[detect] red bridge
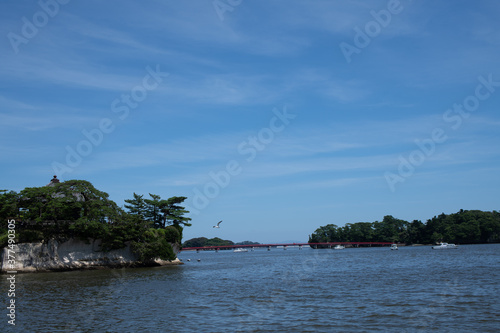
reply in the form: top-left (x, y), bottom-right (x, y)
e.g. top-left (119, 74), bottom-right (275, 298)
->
top-left (181, 242), bottom-right (394, 252)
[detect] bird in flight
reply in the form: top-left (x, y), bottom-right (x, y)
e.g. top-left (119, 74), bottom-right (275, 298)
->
top-left (213, 220), bottom-right (222, 228)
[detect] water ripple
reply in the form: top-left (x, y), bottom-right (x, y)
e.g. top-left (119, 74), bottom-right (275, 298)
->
top-left (2, 244), bottom-right (499, 332)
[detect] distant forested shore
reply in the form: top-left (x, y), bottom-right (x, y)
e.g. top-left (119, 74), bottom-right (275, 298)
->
top-left (309, 210), bottom-right (500, 245)
top-left (183, 237), bottom-right (259, 248)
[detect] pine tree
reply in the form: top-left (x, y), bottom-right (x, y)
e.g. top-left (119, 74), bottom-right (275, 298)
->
top-left (124, 193), bottom-right (147, 219)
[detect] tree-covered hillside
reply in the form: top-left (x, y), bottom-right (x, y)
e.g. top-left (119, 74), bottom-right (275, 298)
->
top-left (0, 177), bottom-right (192, 261)
top-left (309, 210), bottom-right (500, 245)
top-left (183, 237), bottom-right (234, 248)
top-left (182, 237), bottom-right (260, 248)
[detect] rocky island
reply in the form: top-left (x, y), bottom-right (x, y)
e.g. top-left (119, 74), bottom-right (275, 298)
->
top-left (1, 176), bottom-right (190, 273)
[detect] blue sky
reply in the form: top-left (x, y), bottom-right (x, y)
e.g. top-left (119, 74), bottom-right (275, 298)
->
top-left (1, 0), bottom-right (499, 243)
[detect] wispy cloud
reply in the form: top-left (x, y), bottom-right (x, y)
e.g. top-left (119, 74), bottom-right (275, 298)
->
top-left (0, 96), bottom-right (38, 111)
top-left (0, 112), bottom-right (97, 132)
top-left (2, 54), bottom-right (145, 91)
top-left (159, 73), bottom-right (278, 105)
top-left (56, 112), bottom-right (500, 178)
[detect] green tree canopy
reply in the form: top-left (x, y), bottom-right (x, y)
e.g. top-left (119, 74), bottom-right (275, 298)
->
top-left (0, 190), bottom-right (19, 220)
top-left (125, 193), bottom-right (191, 229)
top-left (182, 237), bottom-right (234, 247)
top-left (309, 210), bottom-right (500, 245)
top-left (18, 180), bottom-right (121, 223)
top-left (158, 196), bottom-right (192, 228)
top-left (144, 193), bottom-right (162, 226)
top-left (124, 193), bottom-right (147, 219)
top-left (0, 179), bottom-right (192, 262)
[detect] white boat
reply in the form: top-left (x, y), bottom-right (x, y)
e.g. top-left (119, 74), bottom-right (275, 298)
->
top-left (390, 244), bottom-right (398, 250)
top-left (333, 245), bottom-right (345, 250)
top-left (432, 242), bottom-right (458, 250)
top-left (233, 248), bottom-right (248, 253)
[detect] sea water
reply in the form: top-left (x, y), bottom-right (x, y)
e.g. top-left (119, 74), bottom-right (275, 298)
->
top-left (2, 244), bottom-right (499, 332)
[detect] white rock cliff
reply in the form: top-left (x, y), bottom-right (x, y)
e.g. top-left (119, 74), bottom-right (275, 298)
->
top-left (1, 238), bottom-right (181, 273)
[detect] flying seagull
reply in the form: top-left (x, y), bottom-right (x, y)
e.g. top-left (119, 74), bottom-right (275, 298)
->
top-left (213, 220), bottom-right (222, 228)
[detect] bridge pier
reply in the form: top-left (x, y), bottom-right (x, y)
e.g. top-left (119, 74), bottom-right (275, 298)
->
top-left (267, 246), bottom-right (271, 251)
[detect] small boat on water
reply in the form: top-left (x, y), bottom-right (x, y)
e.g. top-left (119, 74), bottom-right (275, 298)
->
top-left (390, 244), bottom-right (398, 250)
top-left (333, 245), bottom-right (345, 250)
top-left (233, 248), bottom-right (248, 253)
top-left (432, 242), bottom-right (458, 250)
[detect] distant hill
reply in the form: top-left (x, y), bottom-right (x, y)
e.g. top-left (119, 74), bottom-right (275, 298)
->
top-left (182, 237), bottom-right (232, 248)
top-left (277, 240), bottom-right (307, 244)
top-left (235, 240), bottom-right (260, 245)
top-left (183, 237), bottom-right (260, 247)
